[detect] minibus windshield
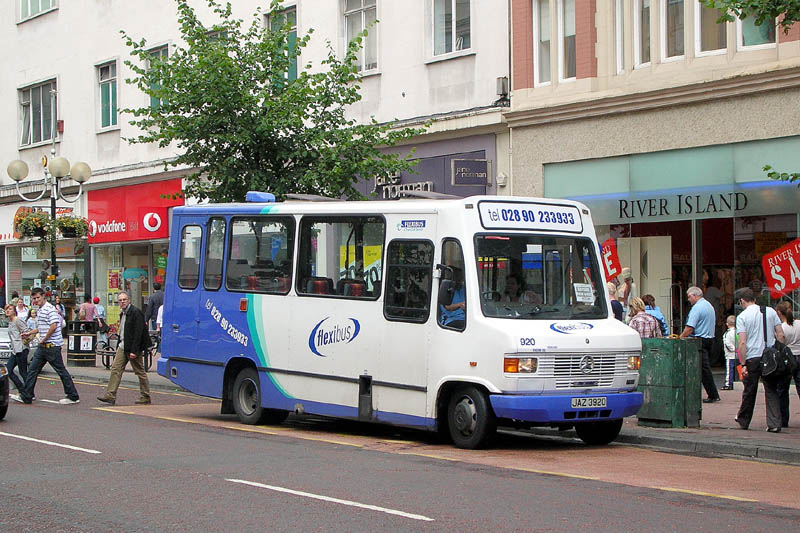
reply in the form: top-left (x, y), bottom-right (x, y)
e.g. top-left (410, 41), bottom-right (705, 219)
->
top-left (475, 234), bottom-right (607, 320)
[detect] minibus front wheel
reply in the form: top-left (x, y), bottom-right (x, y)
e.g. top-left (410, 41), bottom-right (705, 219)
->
top-left (447, 385), bottom-right (496, 449)
top-left (574, 419), bottom-right (623, 445)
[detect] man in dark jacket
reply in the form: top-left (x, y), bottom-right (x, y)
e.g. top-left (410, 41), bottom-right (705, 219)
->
top-left (144, 282), bottom-right (164, 330)
top-left (97, 291), bottom-right (152, 406)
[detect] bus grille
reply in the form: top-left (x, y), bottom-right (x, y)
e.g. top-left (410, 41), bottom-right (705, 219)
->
top-left (537, 353), bottom-right (628, 389)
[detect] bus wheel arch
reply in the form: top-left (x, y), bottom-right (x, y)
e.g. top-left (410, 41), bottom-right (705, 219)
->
top-left (437, 382), bottom-right (496, 449)
top-left (222, 358), bottom-right (255, 415)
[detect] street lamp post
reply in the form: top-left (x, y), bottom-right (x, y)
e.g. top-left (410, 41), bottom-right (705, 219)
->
top-left (6, 151), bottom-right (91, 286)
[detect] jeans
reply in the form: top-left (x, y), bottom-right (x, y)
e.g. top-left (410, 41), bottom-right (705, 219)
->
top-left (777, 354), bottom-right (800, 427)
top-left (737, 357), bottom-right (782, 429)
top-left (5, 348), bottom-right (29, 391)
top-left (20, 344), bottom-right (79, 403)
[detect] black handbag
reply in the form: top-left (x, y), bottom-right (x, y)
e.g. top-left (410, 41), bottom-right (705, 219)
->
top-left (760, 306), bottom-right (798, 378)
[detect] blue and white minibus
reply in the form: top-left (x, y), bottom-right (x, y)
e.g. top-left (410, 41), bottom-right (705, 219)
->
top-left (159, 194), bottom-right (643, 448)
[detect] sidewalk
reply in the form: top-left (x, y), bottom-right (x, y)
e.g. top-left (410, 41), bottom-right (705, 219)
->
top-left (45, 359), bottom-right (800, 464)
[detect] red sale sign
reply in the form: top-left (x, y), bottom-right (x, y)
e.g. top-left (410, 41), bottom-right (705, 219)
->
top-left (601, 238), bottom-right (622, 281)
top-left (763, 238), bottom-right (800, 298)
top-left (87, 179), bottom-right (184, 243)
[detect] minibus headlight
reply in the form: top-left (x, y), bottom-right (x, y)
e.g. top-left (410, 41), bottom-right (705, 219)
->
top-left (627, 355), bottom-right (641, 371)
top-left (505, 357), bottom-right (537, 373)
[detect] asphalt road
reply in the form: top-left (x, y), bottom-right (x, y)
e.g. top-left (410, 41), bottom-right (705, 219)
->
top-left (1, 378), bottom-right (799, 532)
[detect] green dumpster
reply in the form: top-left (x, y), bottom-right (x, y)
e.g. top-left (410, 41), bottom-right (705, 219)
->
top-left (636, 338), bottom-right (701, 428)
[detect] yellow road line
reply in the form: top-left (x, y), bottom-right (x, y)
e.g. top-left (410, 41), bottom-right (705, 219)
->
top-left (93, 407), bottom-right (137, 414)
top-left (652, 486), bottom-right (758, 502)
top-left (515, 467), bottom-right (600, 480)
top-left (399, 451), bottom-right (459, 462)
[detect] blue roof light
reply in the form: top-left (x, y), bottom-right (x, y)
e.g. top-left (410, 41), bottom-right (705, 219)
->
top-left (245, 191), bottom-right (276, 203)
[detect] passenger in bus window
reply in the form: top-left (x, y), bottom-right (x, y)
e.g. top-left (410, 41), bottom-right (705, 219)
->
top-left (502, 274), bottom-right (542, 305)
top-left (440, 267), bottom-right (466, 329)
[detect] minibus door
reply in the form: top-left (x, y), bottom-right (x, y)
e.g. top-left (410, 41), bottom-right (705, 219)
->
top-left (170, 222), bottom-right (203, 357)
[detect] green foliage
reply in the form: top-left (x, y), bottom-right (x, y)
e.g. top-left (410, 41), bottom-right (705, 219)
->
top-left (764, 165), bottom-right (800, 186)
top-left (121, 0), bottom-right (426, 203)
top-left (700, 1), bottom-right (800, 32)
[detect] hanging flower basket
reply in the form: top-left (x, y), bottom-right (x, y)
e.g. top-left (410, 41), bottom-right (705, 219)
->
top-left (55, 215), bottom-right (90, 239)
top-left (14, 211), bottom-right (52, 240)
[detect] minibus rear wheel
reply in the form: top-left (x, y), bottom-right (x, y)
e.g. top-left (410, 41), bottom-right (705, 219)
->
top-left (447, 385), bottom-right (496, 449)
top-left (575, 419), bottom-right (623, 445)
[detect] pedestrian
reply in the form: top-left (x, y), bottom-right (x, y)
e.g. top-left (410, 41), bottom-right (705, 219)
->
top-left (54, 295), bottom-right (66, 320)
top-left (15, 297), bottom-right (29, 323)
top-left (144, 282), bottom-right (164, 331)
top-left (607, 282), bottom-right (623, 322)
top-left (721, 315), bottom-right (737, 390)
top-left (679, 286), bottom-right (720, 403)
top-left (94, 296), bottom-right (108, 346)
top-left (627, 297), bottom-right (662, 338)
top-left (775, 301), bottom-right (800, 428)
top-left (733, 288), bottom-right (786, 432)
top-left (11, 287), bottom-right (80, 405)
top-left (4, 304), bottom-right (30, 393)
top-left (78, 294), bottom-right (97, 322)
top-left (26, 308), bottom-right (39, 352)
top-left (642, 294), bottom-right (669, 336)
top-left (615, 267), bottom-right (637, 314)
top-left (97, 291), bottom-right (152, 406)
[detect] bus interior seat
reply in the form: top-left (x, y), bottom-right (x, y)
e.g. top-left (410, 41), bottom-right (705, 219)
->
top-left (179, 259), bottom-right (199, 286)
top-left (305, 277), bottom-right (334, 294)
top-left (340, 279), bottom-right (367, 297)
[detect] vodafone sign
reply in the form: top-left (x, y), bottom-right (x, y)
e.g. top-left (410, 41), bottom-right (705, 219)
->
top-left (87, 179), bottom-right (184, 243)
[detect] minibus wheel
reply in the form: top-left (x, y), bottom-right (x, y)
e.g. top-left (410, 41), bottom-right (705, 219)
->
top-left (233, 368), bottom-right (265, 425)
top-left (575, 419), bottom-right (623, 445)
top-left (447, 385), bottom-right (496, 449)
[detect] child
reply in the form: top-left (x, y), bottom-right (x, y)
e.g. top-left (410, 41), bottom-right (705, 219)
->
top-left (721, 315), bottom-right (737, 390)
top-left (26, 308), bottom-right (39, 355)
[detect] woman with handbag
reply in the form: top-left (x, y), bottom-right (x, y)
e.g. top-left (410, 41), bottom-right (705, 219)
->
top-left (776, 302), bottom-right (800, 428)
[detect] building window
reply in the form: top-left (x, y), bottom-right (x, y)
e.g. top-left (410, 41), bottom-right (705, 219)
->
top-left (20, 0), bottom-right (55, 20)
top-left (661, 0), bottom-right (684, 60)
top-left (558, 0), bottom-right (576, 80)
top-left (615, 0), bottom-right (625, 73)
top-left (345, 0), bottom-right (377, 71)
top-left (433, 0), bottom-right (471, 55)
top-left (148, 46), bottom-right (169, 111)
top-left (695, 1), bottom-right (726, 54)
top-left (533, 0), bottom-right (551, 85)
top-left (269, 7), bottom-right (298, 81)
top-left (739, 15), bottom-right (776, 48)
top-left (98, 62), bottom-right (117, 129)
top-left (634, 0), bottom-right (651, 66)
top-left (19, 80), bottom-right (56, 146)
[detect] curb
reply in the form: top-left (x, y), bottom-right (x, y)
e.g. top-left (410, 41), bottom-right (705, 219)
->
top-left (39, 369), bottom-right (185, 394)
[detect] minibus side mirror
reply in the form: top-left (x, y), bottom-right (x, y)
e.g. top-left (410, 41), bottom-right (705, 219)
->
top-left (438, 279), bottom-right (455, 307)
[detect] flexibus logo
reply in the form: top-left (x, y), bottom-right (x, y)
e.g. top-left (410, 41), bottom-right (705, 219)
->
top-left (550, 322), bottom-right (594, 334)
top-left (308, 317), bottom-right (361, 357)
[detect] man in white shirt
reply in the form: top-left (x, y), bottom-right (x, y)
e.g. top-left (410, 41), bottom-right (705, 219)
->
top-left (734, 287), bottom-right (786, 432)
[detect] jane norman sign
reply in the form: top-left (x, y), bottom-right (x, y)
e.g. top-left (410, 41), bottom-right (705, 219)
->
top-left (372, 174), bottom-right (434, 199)
top-left (451, 159), bottom-right (491, 186)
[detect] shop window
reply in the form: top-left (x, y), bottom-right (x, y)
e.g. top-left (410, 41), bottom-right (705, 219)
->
top-left (384, 240), bottom-right (435, 322)
top-left (204, 218), bottom-right (225, 290)
top-left (296, 216), bottom-right (384, 299)
top-left (226, 217), bottom-right (295, 294)
top-left (178, 225), bottom-right (202, 289)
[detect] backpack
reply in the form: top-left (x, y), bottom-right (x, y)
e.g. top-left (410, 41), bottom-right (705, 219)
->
top-left (760, 306), bottom-right (799, 378)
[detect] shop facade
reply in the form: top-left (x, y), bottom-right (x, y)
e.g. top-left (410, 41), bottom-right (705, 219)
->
top-left (87, 179), bottom-right (184, 325)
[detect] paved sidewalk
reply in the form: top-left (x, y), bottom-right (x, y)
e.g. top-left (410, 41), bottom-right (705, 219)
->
top-left (45, 358), bottom-right (800, 464)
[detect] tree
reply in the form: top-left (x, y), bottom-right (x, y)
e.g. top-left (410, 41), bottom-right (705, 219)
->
top-left (702, 1), bottom-right (800, 186)
top-left (122, 0), bottom-right (426, 202)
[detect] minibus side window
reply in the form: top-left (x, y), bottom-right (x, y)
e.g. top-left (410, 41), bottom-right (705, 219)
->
top-left (297, 215), bottom-right (385, 299)
top-left (438, 239), bottom-right (466, 331)
top-left (203, 218), bottom-right (226, 290)
top-left (384, 240), bottom-right (434, 323)
top-left (225, 216), bottom-right (295, 294)
top-left (178, 225), bottom-right (202, 289)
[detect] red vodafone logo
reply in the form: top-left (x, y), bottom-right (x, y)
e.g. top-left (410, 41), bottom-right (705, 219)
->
top-left (143, 212), bottom-right (162, 232)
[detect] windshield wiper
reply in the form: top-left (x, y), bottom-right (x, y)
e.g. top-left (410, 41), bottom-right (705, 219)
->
top-left (523, 306), bottom-right (561, 316)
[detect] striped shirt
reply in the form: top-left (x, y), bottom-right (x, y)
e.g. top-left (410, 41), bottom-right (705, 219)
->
top-left (37, 301), bottom-right (64, 346)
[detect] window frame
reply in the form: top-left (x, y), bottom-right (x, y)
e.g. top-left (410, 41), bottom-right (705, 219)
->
top-left (383, 239), bottom-right (436, 324)
top-left (148, 45), bottom-right (169, 111)
top-left (19, 0), bottom-right (57, 22)
top-left (225, 215), bottom-right (296, 295)
top-left (736, 14), bottom-right (777, 51)
top-left (344, 0), bottom-right (378, 73)
top-left (97, 60), bottom-right (118, 130)
top-left (693, 0), bottom-right (727, 57)
top-left (437, 237), bottom-right (467, 332)
top-left (18, 79), bottom-right (57, 147)
top-left (178, 225), bottom-right (202, 290)
top-left (203, 217), bottom-right (226, 291)
top-left (267, 6), bottom-right (298, 82)
top-left (634, 0), bottom-right (651, 68)
top-left (615, 0), bottom-right (625, 74)
top-left (660, 0), bottom-right (685, 63)
top-left (532, 0), bottom-right (552, 87)
top-left (432, 0), bottom-right (472, 57)
top-left (296, 214), bottom-right (385, 300)
top-left (557, 0), bottom-right (576, 82)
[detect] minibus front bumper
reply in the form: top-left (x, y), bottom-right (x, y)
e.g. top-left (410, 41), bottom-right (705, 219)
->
top-left (489, 391), bottom-right (643, 423)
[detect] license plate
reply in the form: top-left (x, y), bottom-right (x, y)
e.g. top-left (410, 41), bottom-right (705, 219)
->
top-left (571, 396), bottom-right (606, 408)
